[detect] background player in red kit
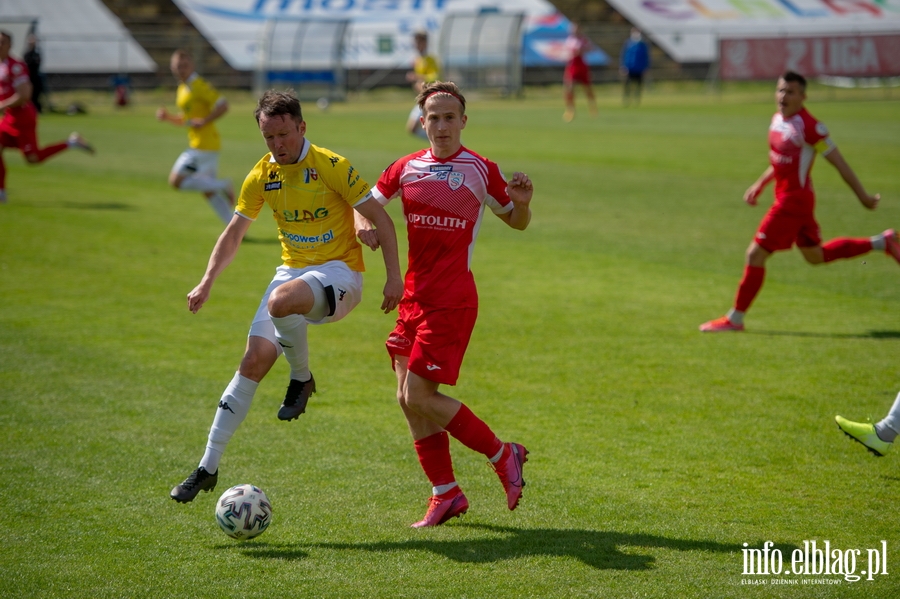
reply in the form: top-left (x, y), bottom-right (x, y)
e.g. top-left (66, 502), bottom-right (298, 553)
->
top-left (700, 71), bottom-right (898, 332)
top-left (562, 22), bottom-right (597, 123)
top-left (0, 30), bottom-right (93, 204)
top-left (365, 81), bottom-right (534, 527)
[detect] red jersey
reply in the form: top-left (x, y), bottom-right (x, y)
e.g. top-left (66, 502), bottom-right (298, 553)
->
top-left (373, 146), bottom-right (513, 308)
top-left (0, 55), bottom-right (36, 125)
top-left (767, 107), bottom-right (835, 215)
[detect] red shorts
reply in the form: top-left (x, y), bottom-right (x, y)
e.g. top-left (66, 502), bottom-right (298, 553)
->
top-left (0, 112), bottom-right (39, 156)
top-left (385, 299), bottom-right (477, 386)
top-left (755, 208), bottom-right (821, 253)
top-left (564, 58), bottom-right (591, 85)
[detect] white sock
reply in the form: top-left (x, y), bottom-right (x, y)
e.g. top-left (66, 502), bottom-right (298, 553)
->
top-left (208, 192), bottom-right (233, 224)
top-left (199, 372), bottom-right (257, 473)
top-left (179, 175), bottom-right (230, 193)
top-left (433, 482), bottom-right (459, 496)
top-left (875, 391), bottom-right (900, 442)
top-left (870, 233), bottom-right (886, 251)
top-left (726, 308), bottom-right (745, 325)
top-left (270, 313), bottom-right (311, 381)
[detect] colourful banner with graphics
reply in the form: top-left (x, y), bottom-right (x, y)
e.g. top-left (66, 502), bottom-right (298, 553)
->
top-left (720, 33), bottom-right (900, 78)
top-left (172, 0), bottom-right (606, 70)
top-left (606, 0), bottom-right (900, 62)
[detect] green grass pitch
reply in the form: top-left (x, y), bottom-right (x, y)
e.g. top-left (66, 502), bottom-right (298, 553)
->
top-left (0, 82), bottom-right (898, 598)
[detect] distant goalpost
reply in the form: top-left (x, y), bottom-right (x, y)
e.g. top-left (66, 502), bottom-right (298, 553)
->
top-left (437, 12), bottom-right (525, 96)
top-left (254, 18), bottom-right (349, 101)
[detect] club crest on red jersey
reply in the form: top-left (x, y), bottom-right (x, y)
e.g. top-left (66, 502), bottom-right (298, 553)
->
top-left (447, 172), bottom-right (465, 190)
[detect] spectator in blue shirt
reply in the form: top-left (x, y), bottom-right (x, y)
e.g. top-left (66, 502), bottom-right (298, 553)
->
top-left (620, 28), bottom-right (650, 106)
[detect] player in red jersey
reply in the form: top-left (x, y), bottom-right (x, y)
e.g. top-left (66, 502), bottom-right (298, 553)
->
top-left (562, 22), bottom-right (597, 123)
top-left (363, 81), bottom-right (533, 527)
top-left (0, 31), bottom-right (93, 204)
top-left (700, 71), bottom-right (898, 332)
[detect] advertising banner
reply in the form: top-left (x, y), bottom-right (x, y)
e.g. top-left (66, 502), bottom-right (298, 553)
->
top-left (605, 0), bottom-right (900, 62)
top-left (720, 33), bottom-right (900, 78)
top-left (173, 0), bottom-right (607, 70)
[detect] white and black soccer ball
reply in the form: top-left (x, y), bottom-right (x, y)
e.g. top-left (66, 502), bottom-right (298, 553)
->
top-left (215, 484), bottom-right (272, 540)
top-left (316, 97), bottom-right (330, 111)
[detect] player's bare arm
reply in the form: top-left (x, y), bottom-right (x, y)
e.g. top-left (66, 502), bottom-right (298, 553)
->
top-left (824, 148), bottom-right (880, 210)
top-left (155, 106), bottom-right (185, 126)
top-left (0, 79), bottom-right (31, 111)
top-left (354, 198), bottom-right (404, 313)
top-left (187, 99), bottom-right (229, 129)
top-left (354, 209), bottom-right (380, 251)
top-left (743, 166), bottom-right (775, 206)
top-left (499, 172), bottom-right (533, 230)
top-left (187, 215), bottom-right (250, 314)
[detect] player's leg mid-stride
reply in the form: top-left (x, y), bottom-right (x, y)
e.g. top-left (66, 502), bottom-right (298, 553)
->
top-left (277, 373), bottom-right (316, 421)
top-left (835, 416), bottom-right (892, 457)
top-left (170, 466), bottom-right (218, 503)
top-left (492, 442), bottom-right (529, 511)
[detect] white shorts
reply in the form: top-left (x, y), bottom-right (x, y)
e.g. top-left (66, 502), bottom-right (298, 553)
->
top-left (248, 261), bottom-right (363, 345)
top-left (408, 104), bottom-right (422, 123)
top-left (171, 148), bottom-right (219, 178)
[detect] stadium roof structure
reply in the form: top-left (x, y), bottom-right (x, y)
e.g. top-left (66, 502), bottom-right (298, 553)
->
top-left (0, 0), bottom-right (156, 73)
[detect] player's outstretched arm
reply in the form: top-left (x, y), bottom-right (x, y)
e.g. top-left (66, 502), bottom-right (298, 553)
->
top-left (354, 199), bottom-right (403, 313)
top-left (743, 166), bottom-right (774, 206)
top-left (155, 106), bottom-right (184, 126)
top-left (499, 172), bottom-right (533, 230)
top-left (187, 214), bottom-right (250, 314)
top-left (824, 148), bottom-right (880, 210)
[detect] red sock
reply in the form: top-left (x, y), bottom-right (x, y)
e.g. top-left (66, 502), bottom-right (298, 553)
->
top-left (413, 432), bottom-right (456, 489)
top-left (444, 404), bottom-right (503, 459)
top-left (734, 265), bottom-right (765, 313)
top-left (35, 142), bottom-right (68, 163)
top-left (822, 238), bottom-right (872, 262)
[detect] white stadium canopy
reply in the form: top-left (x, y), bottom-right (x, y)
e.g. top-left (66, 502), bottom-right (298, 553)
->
top-left (0, 0), bottom-right (156, 73)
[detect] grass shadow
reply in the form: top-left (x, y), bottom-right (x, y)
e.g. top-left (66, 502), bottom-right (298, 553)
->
top-left (214, 540), bottom-right (310, 560)
top-left (747, 329), bottom-right (900, 340)
top-left (241, 523), bottom-right (789, 571)
top-left (62, 202), bottom-right (138, 211)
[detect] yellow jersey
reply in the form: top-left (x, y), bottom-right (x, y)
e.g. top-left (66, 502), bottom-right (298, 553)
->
top-left (176, 73), bottom-right (223, 151)
top-left (414, 55), bottom-right (440, 83)
top-left (237, 140), bottom-right (373, 271)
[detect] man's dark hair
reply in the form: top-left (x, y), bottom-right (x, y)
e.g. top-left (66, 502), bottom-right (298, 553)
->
top-left (781, 71), bottom-right (807, 90)
top-left (416, 81), bottom-right (466, 115)
top-left (255, 89), bottom-right (303, 125)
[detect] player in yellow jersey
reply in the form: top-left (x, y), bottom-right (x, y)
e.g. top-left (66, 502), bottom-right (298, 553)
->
top-left (156, 50), bottom-right (234, 224)
top-left (170, 90), bottom-right (403, 503)
top-left (405, 30), bottom-right (440, 139)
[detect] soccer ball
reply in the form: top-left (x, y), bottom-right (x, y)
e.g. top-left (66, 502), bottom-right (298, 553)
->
top-left (214, 484), bottom-right (272, 540)
top-left (316, 97), bottom-right (330, 111)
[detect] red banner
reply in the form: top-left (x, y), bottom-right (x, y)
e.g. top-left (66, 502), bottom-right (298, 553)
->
top-left (720, 34), bottom-right (900, 80)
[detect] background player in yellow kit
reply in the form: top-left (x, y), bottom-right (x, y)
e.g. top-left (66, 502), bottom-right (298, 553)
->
top-left (170, 90), bottom-right (403, 503)
top-left (156, 49), bottom-right (234, 224)
top-left (405, 30), bottom-right (440, 139)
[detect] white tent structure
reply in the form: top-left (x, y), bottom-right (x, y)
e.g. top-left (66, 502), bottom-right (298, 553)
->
top-left (0, 0), bottom-right (155, 73)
